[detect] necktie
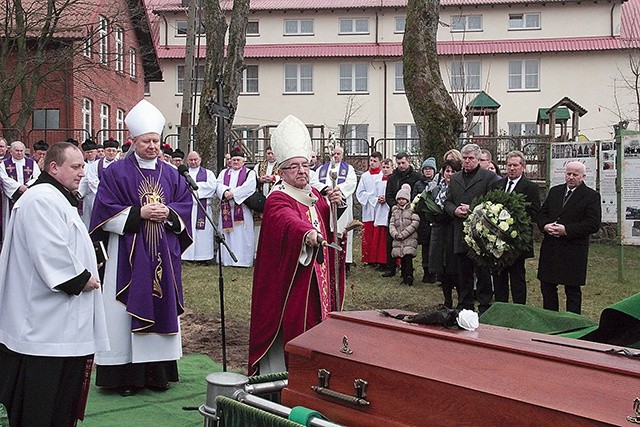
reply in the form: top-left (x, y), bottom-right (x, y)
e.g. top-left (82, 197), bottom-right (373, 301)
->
top-left (506, 180), bottom-right (514, 193)
top-left (563, 189), bottom-right (573, 206)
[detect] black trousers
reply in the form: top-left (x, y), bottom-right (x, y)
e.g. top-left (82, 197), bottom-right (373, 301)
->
top-left (456, 253), bottom-right (493, 314)
top-left (540, 281), bottom-right (582, 314)
top-left (399, 254), bottom-right (414, 280)
top-left (385, 229), bottom-right (395, 271)
top-left (493, 258), bottom-right (527, 304)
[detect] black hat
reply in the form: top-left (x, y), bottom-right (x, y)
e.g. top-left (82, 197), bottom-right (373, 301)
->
top-left (122, 140), bottom-right (131, 153)
top-left (65, 137), bottom-right (79, 147)
top-left (33, 140), bottom-right (49, 151)
top-left (230, 146), bottom-right (245, 158)
top-left (96, 143), bottom-right (104, 150)
top-left (104, 138), bottom-right (119, 149)
top-left (172, 148), bottom-right (185, 159)
top-left (162, 143), bottom-right (173, 156)
top-left (82, 139), bottom-right (97, 151)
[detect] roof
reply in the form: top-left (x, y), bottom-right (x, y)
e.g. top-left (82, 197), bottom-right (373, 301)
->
top-left (150, 0), bottom-right (612, 13)
top-left (467, 91), bottom-right (501, 109)
top-left (537, 107), bottom-right (571, 122)
top-left (548, 97), bottom-right (588, 117)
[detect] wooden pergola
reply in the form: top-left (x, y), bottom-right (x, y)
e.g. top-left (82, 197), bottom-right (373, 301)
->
top-left (537, 97), bottom-right (588, 140)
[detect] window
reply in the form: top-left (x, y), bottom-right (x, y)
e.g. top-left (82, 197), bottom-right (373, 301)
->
top-left (116, 109), bottom-right (125, 143)
top-left (129, 48), bottom-right (137, 79)
top-left (284, 19), bottom-right (314, 35)
top-left (175, 20), bottom-right (205, 36)
top-left (242, 65), bottom-right (259, 93)
top-left (99, 16), bottom-right (108, 65)
top-left (32, 109), bottom-right (60, 130)
top-left (394, 124), bottom-right (420, 154)
top-left (450, 61), bottom-right (481, 92)
top-left (451, 15), bottom-right (483, 32)
top-left (508, 59), bottom-right (539, 90)
top-left (339, 63), bottom-right (368, 93)
top-left (83, 34), bottom-right (91, 57)
top-left (508, 122), bottom-right (537, 136)
top-left (177, 64), bottom-right (206, 94)
top-left (509, 13), bottom-right (541, 30)
top-left (284, 64), bottom-right (313, 93)
top-left (114, 27), bottom-right (124, 73)
top-left (340, 124), bottom-right (369, 155)
top-left (339, 18), bottom-right (369, 34)
top-left (246, 21), bottom-right (259, 36)
top-left (100, 104), bottom-right (109, 143)
top-left (82, 98), bottom-right (93, 135)
top-left (395, 17), bottom-right (406, 33)
top-left (394, 62), bottom-right (404, 92)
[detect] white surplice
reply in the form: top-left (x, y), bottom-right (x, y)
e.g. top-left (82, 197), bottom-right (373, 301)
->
top-left (0, 158), bottom-right (40, 233)
top-left (182, 166), bottom-right (218, 261)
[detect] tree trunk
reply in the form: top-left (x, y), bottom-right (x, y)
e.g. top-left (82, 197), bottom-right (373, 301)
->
top-left (403, 0), bottom-right (463, 163)
top-left (179, 0), bottom-right (198, 154)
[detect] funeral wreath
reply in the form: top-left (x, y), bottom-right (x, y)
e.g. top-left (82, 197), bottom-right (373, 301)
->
top-left (463, 189), bottom-right (532, 272)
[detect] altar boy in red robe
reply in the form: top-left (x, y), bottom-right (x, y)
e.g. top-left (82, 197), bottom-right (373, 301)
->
top-left (248, 115), bottom-right (346, 375)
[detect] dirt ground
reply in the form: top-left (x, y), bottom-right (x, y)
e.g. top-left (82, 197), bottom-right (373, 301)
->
top-left (181, 309), bottom-right (249, 372)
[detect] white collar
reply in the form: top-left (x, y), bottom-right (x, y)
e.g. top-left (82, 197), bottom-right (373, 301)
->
top-left (134, 153), bottom-right (157, 170)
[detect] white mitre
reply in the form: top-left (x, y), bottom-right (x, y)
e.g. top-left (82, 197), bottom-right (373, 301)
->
top-left (125, 99), bottom-right (166, 137)
top-left (270, 115), bottom-right (312, 166)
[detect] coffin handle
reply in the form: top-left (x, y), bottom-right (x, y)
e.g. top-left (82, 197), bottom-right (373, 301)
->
top-left (311, 369), bottom-right (370, 407)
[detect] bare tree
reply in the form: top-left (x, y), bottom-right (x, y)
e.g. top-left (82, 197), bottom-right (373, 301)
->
top-left (195, 0), bottom-right (250, 172)
top-left (0, 0), bottom-right (130, 141)
top-left (403, 0), bottom-right (463, 162)
top-left (178, 0), bottom-right (198, 154)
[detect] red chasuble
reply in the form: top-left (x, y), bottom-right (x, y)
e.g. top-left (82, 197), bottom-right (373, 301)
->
top-left (248, 184), bottom-right (345, 375)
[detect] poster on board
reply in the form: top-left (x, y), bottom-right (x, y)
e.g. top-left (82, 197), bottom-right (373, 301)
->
top-left (549, 142), bottom-right (598, 189)
top-left (622, 133), bottom-right (640, 245)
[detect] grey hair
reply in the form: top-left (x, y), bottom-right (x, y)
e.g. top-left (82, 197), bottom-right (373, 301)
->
top-left (461, 143), bottom-right (481, 157)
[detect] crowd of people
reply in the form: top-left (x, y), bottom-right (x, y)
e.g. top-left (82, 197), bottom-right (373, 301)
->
top-left (0, 105), bottom-right (603, 424)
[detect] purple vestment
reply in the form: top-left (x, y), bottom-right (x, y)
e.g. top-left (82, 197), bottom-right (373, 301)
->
top-left (90, 155), bottom-right (193, 334)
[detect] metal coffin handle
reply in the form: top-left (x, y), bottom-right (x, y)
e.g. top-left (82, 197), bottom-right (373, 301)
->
top-left (311, 369), bottom-right (370, 407)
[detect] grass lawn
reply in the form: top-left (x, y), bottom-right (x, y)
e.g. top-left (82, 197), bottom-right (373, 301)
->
top-left (182, 238), bottom-right (640, 325)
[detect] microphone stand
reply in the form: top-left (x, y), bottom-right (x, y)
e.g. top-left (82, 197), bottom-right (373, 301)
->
top-left (184, 181), bottom-right (237, 372)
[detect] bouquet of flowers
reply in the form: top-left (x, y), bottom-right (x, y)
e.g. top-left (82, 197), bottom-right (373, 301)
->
top-left (463, 189), bottom-right (532, 272)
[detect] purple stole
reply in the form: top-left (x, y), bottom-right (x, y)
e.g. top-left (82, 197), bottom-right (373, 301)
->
top-left (221, 167), bottom-right (248, 231)
top-left (195, 167), bottom-right (207, 230)
top-left (317, 161), bottom-right (349, 185)
top-left (97, 158), bottom-right (106, 180)
top-left (4, 157), bottom-right (35, 210)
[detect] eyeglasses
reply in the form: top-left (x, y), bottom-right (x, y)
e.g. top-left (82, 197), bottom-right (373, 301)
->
top-left (281, 163), bottom-right (310, 171)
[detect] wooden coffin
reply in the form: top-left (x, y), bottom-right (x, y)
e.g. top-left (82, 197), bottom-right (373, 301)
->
top-left (282, 310), bottom-right (640, 427)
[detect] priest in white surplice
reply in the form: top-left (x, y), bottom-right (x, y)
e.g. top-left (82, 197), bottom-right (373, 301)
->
top-left (0, 141), bottom-right (40, 233)
top-left (0, 142), bottom-right (108, 426)
top-left (182, 151), bottom-right (218, 262)
top-left (252, 146), bottom-right (279, 254)
top-left (311, 145), bottom-right (357, 267)
top-left (216, 147), bottom-right (257, 267)
top-left (79, 138), bottom-right (119, 229)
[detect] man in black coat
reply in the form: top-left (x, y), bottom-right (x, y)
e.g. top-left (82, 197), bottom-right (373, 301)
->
top-left (381, 152), bottom-right (422, 277)
top-left (490, 151), bottom-right (540, 305)
top-left (444, 144), bottom-right (499, 313)
top-left (537, 161), bottom-right (601, 314)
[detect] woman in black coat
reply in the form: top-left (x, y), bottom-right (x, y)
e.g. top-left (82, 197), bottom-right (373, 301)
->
top-left (412, 157), bottom-right (438, 283)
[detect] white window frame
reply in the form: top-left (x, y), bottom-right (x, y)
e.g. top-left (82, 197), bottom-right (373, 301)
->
top-left (450, 60), bottom-right (481, 92)
top-left (129, 48), bottom-right (137, 79)
top-left (82, 98), bottom-right (93, 136)
top-left (114, 26), bottom-right (124, 73)
top-left (100, 104), bottom-right (109, 144)
top-left (175, 20), bottom-right (205, 36)
top-left (284, 64), bottom-right (313, 93)
top-left (450, 15), bottom-right (483, 32)
top-left (339, 63), bottom-right (368, 93)
top-left (394, 62), bottom-right (404, 92)
top-left (395, 17), bottom-right (406, 34)
top-left (508, 59), bottom-right (540, 91)
top-left (83, 34), bottom-right (91, 57)
top-left (99, 16), bottom-right (108, 65)
top-left (394, 124), bottom-right (420, 154)
top-left (509, 13), bottom-right (541, 30)
top-left (339, 18), bottom-right (369, 35)
top-left (116, 109), bottom-right (125, 143)
top-left (177, 64), bottom-right (206, 94)
top-left (241, 65), bottom-right (259, 94)
top-left (340, 124), bottom-right (369, 155)
top-left (283, 19), bottom-right (314, 36)
top-left (246, 20), bottom-right (260, 36)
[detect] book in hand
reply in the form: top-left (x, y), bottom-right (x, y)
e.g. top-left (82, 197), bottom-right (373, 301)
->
top-left (94, 241), bottom-right (108, 265)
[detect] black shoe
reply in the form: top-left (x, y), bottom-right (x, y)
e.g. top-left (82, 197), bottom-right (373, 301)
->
top-left (117, 387), bottom-right (139, 397)
top-left (148, 383), bottom-right (171, 392)
top-left (375, 264), bottom-right (387, 272)
top-left (400, 277), bottom-right (407, 284)
top-left (422, 273), bottom-right (437, 284)
top-left (406, 276), bottom-right (414, 286)
top-left (381, 270), bottom-right (396, 277)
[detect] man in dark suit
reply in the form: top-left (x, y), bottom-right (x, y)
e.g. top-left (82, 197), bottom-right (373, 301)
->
top-left (444, 143), bottom-right (499, 313)
top-left (381, 152), bottom-right (422, 278)
top-left (537, 161), bottom-right (601, 314)
top-left (490, 151), bottom-right (540, 305)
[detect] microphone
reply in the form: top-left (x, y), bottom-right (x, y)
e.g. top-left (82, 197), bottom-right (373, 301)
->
top-left (177, 164), bottom-right (199, 191)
